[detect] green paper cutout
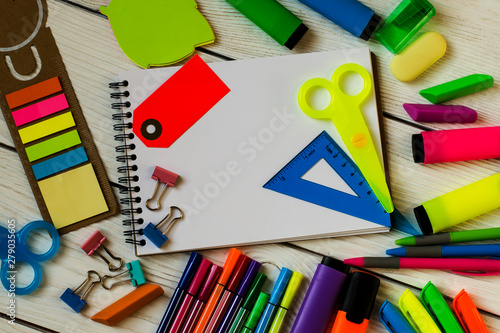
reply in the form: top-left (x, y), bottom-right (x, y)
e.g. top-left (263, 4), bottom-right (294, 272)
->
top-left (101, 0), bottom-right (215, 68)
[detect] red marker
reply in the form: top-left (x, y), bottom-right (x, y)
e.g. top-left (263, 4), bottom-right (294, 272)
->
top-left (180, 264), bottom-right (223, 333)
top-left (204, 255), bottom-right (252, 333)
top-left (169, 259), bottom-right (213, 333)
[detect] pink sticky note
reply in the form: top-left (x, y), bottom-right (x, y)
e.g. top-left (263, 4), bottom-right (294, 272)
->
top-left (11, 94), bottom-right (69, 126)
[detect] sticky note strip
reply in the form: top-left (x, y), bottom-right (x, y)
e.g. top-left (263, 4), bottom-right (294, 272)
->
top-left (32, 147), bottom-right (88, 180)
top-left (12, 94), bottom-right (69, 127)
top-left (132, 55), bottom-right (230, 148)
top-left (19, 112), bottom-right (76, 144)
top-left (38, 164), bottom-right (109, 229)
top-left (6, 77), bottom-right (62, 109)
top-left (25, 130), bottom-right (81, 162)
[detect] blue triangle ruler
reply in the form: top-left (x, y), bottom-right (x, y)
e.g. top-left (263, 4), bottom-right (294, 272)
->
top-left (263, 131), bottom-right (390, 227)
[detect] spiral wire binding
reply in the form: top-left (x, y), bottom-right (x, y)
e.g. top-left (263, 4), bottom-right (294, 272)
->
top-left (110, 80), bottom-right (146, 247)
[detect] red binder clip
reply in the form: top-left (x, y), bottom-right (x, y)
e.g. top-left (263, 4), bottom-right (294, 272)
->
top-left (145, 166), bottom-right (179, 211)
top-left (81, 230), bottom-right (124, 272)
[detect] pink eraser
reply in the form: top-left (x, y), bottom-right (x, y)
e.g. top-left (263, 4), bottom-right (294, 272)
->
top-left (81, 230), bottom-right (106, 255)
top-left (403, 103), bottom-right (477, 123)
top-left (152, 166), bottom-right (178, 187)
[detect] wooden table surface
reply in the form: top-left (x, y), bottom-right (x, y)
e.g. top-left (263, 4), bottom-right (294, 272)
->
top-left (1, 0), bottom-right (500, 332)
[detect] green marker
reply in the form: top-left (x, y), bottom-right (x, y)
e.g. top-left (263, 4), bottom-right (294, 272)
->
top-left (268, 271), bottom-right (303, 333)
top-left (228, 273), bottom-right (267, 333)
top-left (420, 282), bottom-right (464, 333)
top-left (420, 74), bottom-right (494, 104)
top-left (241, 292), bottom-right (270, 333)
top-left (396, 227), bottom-right (500, 246)
top-left (225, 0), bottom-right (308, 49)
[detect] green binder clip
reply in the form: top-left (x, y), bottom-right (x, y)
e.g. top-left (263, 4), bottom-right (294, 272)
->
top-left (375, 0), bottom-right (435, 54)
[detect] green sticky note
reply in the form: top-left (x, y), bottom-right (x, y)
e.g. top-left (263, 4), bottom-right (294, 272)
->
top-left (101, 0), bottom-right (215, 68)
top-left (25, 130), bottom-right (81, 162)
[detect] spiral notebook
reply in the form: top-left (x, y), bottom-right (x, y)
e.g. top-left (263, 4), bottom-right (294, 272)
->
top-left (111, 48), bottom-right (391, 256)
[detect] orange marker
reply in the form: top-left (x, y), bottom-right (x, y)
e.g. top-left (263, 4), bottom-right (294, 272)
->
top-left (91, 284), bottom-right (164, 326)
top-left (453, 289), bottom-right (488, 333)
top-left (193, 248), bottom-right (242, 333)
top-left (331, 271), bottom-right (380, 333)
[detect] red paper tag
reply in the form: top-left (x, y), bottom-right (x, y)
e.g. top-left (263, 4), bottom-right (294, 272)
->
top-left (132, 55), bottom-right (230, 148)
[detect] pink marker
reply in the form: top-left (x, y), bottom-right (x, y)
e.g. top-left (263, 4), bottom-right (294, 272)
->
top-left (403, 104), bottom-right (477, 123)
top-left (344, 257), bottom-right (500, 275)
top-left (412, 126), bottom-right (500, 164)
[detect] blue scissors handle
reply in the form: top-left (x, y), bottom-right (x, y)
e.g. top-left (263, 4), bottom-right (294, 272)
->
top-left (0, 220), bottom-right (60, 295)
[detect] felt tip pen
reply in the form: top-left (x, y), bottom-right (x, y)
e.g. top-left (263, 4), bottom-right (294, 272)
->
top-left (420, 282), bottom-right (464, 333)
top-left (298, 0), bottom-right (380, 40)
top-left (180, 264), bottom-right (223, 333)
top-left (396, 227), bottom-right (500, 246)
top-left (254, 267), bottom-right (293, 333)
top-left (227, 273), bottom-right (267, 333)
top-left (453, 289), bottom-right (488, 333)
top-left (330, 271), bottom-right (380, 333)
top-left (242, 292), bottom-right (271, 333)
top-left (387, 244), bottom-right (500, 258)
top-left (290, 256), bottom-right (350, 333)
top-left (215, 260), bottom-right (262, 333)
top-left (344, 257), bottom-right (500, 274)
top-left (169, 259), bottom-right (213, 333)
top-left (193, 248), bottom-right (242, 333)
top-left (268, 271), bottom-right (303, 333)
top-left (156, 252), bottom-right (202, 333)
top-left (204, 255), bottom-right (252, 333)
top-left (225, 0), bottom-right (308, 50)
top-left (378, 300), bottom-right (416, 333)
top-left (399, 289), bottom-right (441, 333)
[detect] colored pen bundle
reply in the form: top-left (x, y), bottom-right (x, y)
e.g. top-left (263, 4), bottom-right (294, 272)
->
top-left (157, 248), bottom-right (304, 333)
top-left (379, 282), bottom-right (488, 333)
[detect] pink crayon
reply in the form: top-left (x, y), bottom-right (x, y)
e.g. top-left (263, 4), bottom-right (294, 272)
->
top-left (403, 103), bottom-right (477, 123)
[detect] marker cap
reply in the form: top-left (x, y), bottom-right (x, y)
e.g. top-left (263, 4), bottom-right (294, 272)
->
top-left (321, 256), bottom-right (350, 274)
top-left (246, 292), bottom-right (271, 330)
top-left (241, 273), bottom-right (268, 310)
top-left (227, 255), bottom-right (252, 292)
top-left (414, 205), bottom-right (433, 235)
top-left (236, 260), bottom-right (262, 297)
top-left (280, 271), bottom-right (303, 309)
top-left (218, 248), bottom-right (243, 285)
top-left (338, 271), bottom-right (380, 323)
top-left (179, 252), bottom-right (203, 290)
top-left (198, 264), bottom-right (223, 302)
top-left (187, 259), bottom-right (212, 296)
top-left (269, 267), bottom-right (293, 305)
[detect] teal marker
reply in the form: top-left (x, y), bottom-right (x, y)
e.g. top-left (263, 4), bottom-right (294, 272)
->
top-left (421, 282), bottom-right (464, 333)
top-left (396, 227), bottom-right (500, 246)
top-left (225, 0), bottom-right (308, 49)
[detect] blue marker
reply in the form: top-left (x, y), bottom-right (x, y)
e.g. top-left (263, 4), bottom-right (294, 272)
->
top-left (156, 252), bottom-right (202, 333)
top-left (378, 300), bottom-right (416, 333)
top-left (254, 268), bottom-right (292, 333)
top-left (387, 244), bottom-right (500, 258)
top-left (297, 0), bottom-right (380, 40)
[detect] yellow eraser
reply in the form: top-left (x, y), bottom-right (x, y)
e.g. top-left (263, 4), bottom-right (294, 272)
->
top-left (390, 32), bottom-right (447, 82)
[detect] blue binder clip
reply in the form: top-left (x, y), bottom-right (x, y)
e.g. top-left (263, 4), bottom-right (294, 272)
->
top-left (143, 206), bottom-right (183, 248)
top-left (60, 270), bottom-right (101, 313)
top-left (379, 299), bottom-right (417, 333)
top-left (101, 260), bottom-right (146, 289)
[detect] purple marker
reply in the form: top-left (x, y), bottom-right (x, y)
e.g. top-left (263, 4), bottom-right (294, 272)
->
top-left (403, 104), bottom-right (477, 123)
top-left (215, 260), bottom-right (261, 333)
top-left (290, 257), bottom-right (350, 333)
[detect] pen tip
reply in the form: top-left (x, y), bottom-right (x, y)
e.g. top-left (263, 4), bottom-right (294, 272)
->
top-left (395, 237), bottom-right (414, 246)
top-left (343, 258), bottom-right (364, 266)
top-left (386, 248), bottom-right (406, 257)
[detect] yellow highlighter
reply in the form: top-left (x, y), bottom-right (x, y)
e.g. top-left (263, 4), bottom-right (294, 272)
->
top-left (298, 63), bottom-right (394, 213)
top-left (268, 271), bottom-right (304, 333)
top-left (398, 289), bottom-right (441, 333)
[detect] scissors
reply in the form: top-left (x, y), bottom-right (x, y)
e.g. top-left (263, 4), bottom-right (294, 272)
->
top-left (298, 63), bottom-right (394, 213)
top-left (0, 220), bottom-right (60, 295)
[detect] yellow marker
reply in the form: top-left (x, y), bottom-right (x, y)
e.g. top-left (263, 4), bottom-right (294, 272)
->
top-left (398, 289), bottom-right (441, 333)
top-left (391, 31), bottom-right (446, 82)
top-left (269, 271), bottom-right (303, 333)
top-left (298, 63), bottom-right (394, 213)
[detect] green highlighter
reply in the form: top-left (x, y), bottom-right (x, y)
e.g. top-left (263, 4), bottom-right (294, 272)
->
top-left (241, 292), bottom-right (270, 333)
top-left (228, 273), bottom-right (267, 333)
top-left (421, 282), bottom-right (464, 333)
top-left (225, 0), bottom-right (308, 49)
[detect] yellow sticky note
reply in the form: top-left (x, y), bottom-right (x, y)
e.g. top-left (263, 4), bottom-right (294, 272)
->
top-left (19, 112), bottom-right (76, 144)
top-left (38, 164), bottom-right (109, 228)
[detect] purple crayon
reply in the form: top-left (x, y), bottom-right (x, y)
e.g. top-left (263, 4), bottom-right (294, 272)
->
top-left (290, 257), bottom-right (350, 333)
top-left (403, 103), bottom-right (477, 123)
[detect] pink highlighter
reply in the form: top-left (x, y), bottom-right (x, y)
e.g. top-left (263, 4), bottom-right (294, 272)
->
top-left (412, 126), bottom-right (500, 164)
